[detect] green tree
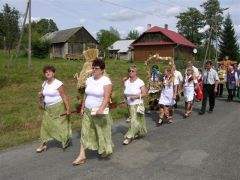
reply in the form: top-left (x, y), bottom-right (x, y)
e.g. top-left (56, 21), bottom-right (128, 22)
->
top-left (176, 7), bottom-right (205, 46)
top-left (126, 30), bottom-right (139, 40)
top-left (219, 14), bottom-right (239, 61)
top-left (96, 29), bottom-right (120, 56)
top-left (35, 18), bottom-right (58, 34)
top-left (109, 26), bottom-right (120, 39)
top-left (0, 3), bottom-right (20, 53)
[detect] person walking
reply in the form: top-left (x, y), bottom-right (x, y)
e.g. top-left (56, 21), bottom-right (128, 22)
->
top-left (36, 65), bottom-right (72, 153)
top-left (123, 65), bottom-right (147, 145)
top-left (183, 68), bottom-right (198, 118)
top-left (158, 67), bottom-right (178, 125)
top-left (199, 61), bottom-right (219, 115)
top-left (225, 65), bottom-right (239, 101)
top-left (72, 59), bottom-right (113, 166)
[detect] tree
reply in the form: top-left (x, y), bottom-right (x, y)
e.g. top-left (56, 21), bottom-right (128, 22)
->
top-left (35, 18), bottom-right (58, 34)
top-left (126, 30), bottom-right (139, 40)
top-left (219, 14), bottom-right (239, 61)
top-left (96, 28), bottom-right (120, 56)
top-left (0, 3), bottom-right (20, 53)
top-left (109, 26), bottom-right (120, 39)
top-left (176, 8), bottom-right (205, 46)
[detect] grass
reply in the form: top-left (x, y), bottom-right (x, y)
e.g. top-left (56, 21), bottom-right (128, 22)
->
top-left (0, 51), bottom-right (147, 150)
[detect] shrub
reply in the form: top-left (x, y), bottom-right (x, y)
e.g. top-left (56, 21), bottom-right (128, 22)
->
top-left (32, 40), bottom-right (50, 58)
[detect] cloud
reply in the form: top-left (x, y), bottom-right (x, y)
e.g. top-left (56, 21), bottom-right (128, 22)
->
top-left (165, 6), bottom-right (181, 16)
top-left (198, 24), bottom-right (210, 33)
top-left (103, 9), bottom-right (144, 22)
top-left (75, 17), bottom-right (86, 24)
top-left (134, 26), bottom-right (145, 34)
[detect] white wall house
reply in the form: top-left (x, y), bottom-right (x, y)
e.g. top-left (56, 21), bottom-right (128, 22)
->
top-left (108, 40), bottom-right (134, 60)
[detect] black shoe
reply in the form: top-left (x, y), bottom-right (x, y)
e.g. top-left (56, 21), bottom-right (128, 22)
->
top-left (199, 111), bottom-right (205, 115)
top-left (208, 109), bottom-right (213, 113)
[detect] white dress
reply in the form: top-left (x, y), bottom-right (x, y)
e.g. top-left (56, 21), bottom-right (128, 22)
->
top-left (183, 75), bottom-right (197, 102)
top-left (159, 76), bottom-right (179, 106)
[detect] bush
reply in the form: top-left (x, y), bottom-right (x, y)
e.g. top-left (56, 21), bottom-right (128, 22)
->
top-left (32, 40), bottom-right (50, 58)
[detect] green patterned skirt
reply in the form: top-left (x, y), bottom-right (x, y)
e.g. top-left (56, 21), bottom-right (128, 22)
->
top-left (124, 105), bottom-right (147, 139)
top-left (40, 101), bottom-right (72, 146)
top-left (80, 108), bottom-right (114, 155)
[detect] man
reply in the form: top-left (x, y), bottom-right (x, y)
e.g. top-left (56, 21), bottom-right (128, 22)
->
top-left (199, 61), bottom-right (219, 115)
top-left (172, 64), bottom-right (183, 108)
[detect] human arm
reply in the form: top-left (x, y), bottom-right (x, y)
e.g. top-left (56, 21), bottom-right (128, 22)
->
top-left (96, 84), bottom-right (112, 115)
top-left (129, 85), bottom-right (147, 101)
top-left (58, 85), bottom-right (71, 115)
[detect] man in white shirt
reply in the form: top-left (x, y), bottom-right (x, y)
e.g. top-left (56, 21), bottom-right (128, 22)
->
top-left (199, 61), bottom-right (219, 115)
top-left (172, 64), bottom-right (183, 108)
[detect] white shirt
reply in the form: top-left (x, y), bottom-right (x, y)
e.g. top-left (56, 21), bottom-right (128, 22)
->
top-left (124, 78), bottom-right (145, 105)
top-left (42, 79), bottom-right (63, 106)
top-left (85, 76), bottom-right (112, 109)
top-left (174, 70), bottom-right (183, 83)
top-left (184, 75), bottom-right (197, 87)
top-left (203, 68), bottom-right (219, 85)
top-left (224, 71), bottom-right (239, 85)
top-left (185, 66), bottom-right (199, 77)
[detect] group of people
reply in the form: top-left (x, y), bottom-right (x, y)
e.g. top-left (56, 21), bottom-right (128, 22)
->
top-left (36, 58), bottom-right (240, 166)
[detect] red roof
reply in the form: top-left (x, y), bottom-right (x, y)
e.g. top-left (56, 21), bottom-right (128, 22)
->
top-left (132, 26), bottom-right (196, 48)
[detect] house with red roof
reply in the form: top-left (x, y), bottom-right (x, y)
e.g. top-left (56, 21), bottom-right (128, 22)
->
top-left (131, 25), bottom-right (196, 61)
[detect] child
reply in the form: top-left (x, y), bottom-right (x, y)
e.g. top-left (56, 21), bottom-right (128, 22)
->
top-left (183, 68), bottom-right (198, 118)
top-left (158, 67), bottom-right (178, 125)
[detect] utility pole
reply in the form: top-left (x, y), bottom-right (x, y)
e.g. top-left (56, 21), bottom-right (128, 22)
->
top-left (28, 0), bottom-right (32, 67)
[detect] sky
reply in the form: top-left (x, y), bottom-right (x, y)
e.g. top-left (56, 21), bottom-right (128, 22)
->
top-left (1, 0), bottom-right (240, 41)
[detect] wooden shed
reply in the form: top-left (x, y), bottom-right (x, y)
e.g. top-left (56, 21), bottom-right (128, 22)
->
top-left (43, 26), bottom-right (98, 59)
top-left (131, 26), bottom-right (196, 61)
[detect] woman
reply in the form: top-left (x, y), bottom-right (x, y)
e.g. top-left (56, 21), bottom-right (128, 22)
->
top-left (123, 65), bottom-right (147, 145)
top-left (195, 69), bottom-right (203, 101)
top-left (72, 59), bottom-right (113, 166)
top-left (158, 67), bottom-right (178, 125)
top-left (225, 65), bottom-right (239, 101)
top-left (183, 68), bottom-right (198, 118)
top-left (36, 65), bottom-right (72, 153)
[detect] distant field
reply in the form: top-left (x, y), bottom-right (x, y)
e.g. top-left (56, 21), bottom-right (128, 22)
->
top-left (0, 51), bottom-right (147, 149)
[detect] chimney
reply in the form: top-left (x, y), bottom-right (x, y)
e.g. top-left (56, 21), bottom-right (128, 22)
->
top-left (147, 24), bottom-right (151, 30)
top-left (164, 24), bottom-right (168, 29)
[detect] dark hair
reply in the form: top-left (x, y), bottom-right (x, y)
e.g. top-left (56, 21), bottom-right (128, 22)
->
top-left (43, 65), bottom-right (56, 73)
top-left (205, 60), bottom-right (212, 65)
top-left (92, 58), bottom-right (105, 70)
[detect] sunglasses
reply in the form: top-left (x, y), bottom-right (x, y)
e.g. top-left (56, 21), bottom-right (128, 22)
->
top-left (92, 67), bottom-right (101, 70)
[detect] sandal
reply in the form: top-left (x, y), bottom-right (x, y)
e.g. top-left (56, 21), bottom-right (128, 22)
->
top-left (184, 113), bottom-right (189, 118)
top-left (72, 158), bottom-right (86, 166)
top-left (123, 138), bottom-right (132, 145)
top-left (36, 144), bottom-right (47, 153)
top-left (167, 119), bottom-right (173, 124)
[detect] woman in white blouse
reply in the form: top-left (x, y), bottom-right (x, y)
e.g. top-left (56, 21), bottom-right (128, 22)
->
top-left (183, 68), bottom-right (198, 118)
top-left (123, 65), bottom-right (147, 145)
top-left (36, 65), bottom-right (71, 153)
top-left (72, 59), bottom-right (113, 166)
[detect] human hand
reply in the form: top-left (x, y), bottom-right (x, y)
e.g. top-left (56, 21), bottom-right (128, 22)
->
top-left (130, 96), bottom-right (136, 101)
top-left (214, 87), bottom-right (218, 93)
top-left (96, 108), bottom-right (104, 115)
top-left (66, 108), bottom-right (71, 115)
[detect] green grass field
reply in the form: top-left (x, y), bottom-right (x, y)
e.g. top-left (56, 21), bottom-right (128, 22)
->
top-left (0, 51), bottom-right (148, 149)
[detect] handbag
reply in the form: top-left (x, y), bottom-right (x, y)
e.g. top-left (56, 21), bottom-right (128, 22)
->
top-left (91, 107), bottom-right (109, 115)
top-left (39, 81), bottom-right (46, 109)
top-left (137, 94), bottom-right (145, 115)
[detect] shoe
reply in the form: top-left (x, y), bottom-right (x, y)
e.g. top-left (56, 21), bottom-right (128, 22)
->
top-left (36, 144), bottom-right (47, 153)
top-left (208, 109), bottom-right (213, 113)
top-left (199, 111), bottom-right (205, 115)
top-left (123, 138), bottom-right (132, 145)
top-left (125, 118), bottom-right (131, 123)
top-left (157, 119), bottom-right (163, 127)
top-left (184, 113), bottom-right (189, 118)
top-left (72, 158), bottom-right (86, 166)
top-left (62, 139), bottom-right (72, 151)
top-left (167, 119), bottom-right (173, 124)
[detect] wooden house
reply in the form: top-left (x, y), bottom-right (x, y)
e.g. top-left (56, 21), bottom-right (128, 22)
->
top-left (131, 25), bottom-right (196, 61)
top-left (42, 26), bottom-right (98, 59)
top-left (108, 40), bottom-right (134, 60)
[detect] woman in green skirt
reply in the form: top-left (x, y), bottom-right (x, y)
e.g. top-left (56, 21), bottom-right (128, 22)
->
top-left (123, 65), bottom-right (147, 145)
top-left (36, 65), bottom-right (72, 153)
top-left (72, 59), bottom-right (113, 166)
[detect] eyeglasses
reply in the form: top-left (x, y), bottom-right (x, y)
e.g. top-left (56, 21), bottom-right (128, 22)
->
top-left (92, 67), bottom-right (101, 70)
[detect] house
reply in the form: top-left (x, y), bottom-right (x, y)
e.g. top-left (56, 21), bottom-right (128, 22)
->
top-left (42, 26), bottom-right (98, 59)
top-left (108, 40), bottom-right (134, 60)
top-left (131, 25), bottom-right (196, 61)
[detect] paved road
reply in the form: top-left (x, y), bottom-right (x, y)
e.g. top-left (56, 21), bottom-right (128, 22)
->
top-left (1, 97), bottom-right (240, 180)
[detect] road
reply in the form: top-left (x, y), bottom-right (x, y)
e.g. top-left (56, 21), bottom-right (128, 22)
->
top-left (0, 97), bottom-right (240, 180)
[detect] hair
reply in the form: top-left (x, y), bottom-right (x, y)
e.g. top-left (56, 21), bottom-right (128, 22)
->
top-left (43, 65), bottom-right (56, 73)
top-left (92, 58), bottom-right (105, 70)
top-left (164, 66), bottom-right (174, 85)
top-left (128, 65), bottom-right (137, 72)
top-left (205, 60), bottom-right (212, 65)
